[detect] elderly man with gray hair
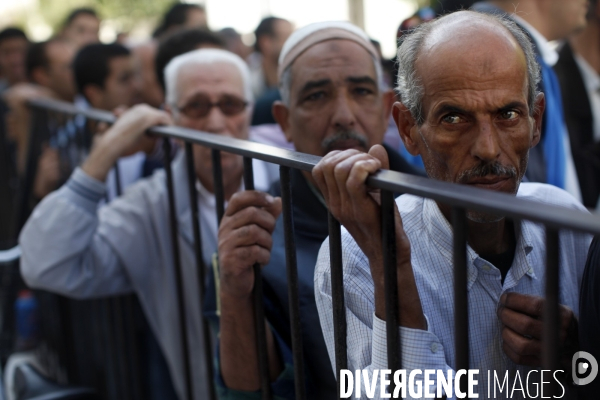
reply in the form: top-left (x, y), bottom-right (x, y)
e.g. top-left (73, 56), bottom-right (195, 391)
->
top-left (19, 48), bottom-right (277, 400)
top-left (313, 10), bottom-right (591, 399)
top-left (213, 21), bottom-right (421, 399)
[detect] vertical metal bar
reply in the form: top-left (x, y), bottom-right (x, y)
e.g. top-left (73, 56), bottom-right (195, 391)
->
top-left (211, 149), bottom-right (225, 225)
top-left (328, 211), bottom-right (347, 400)
top-left (109, 297), bottom-right (130, 399)
top-left (279, 166), bottom-right (306, 400)
top-left (113, 162), bottom-right (122, 197)
top-left (543, 228), bottom-right (560, 396)
top-left (243, 157), bottom-right (272, 400)
top-left (163, 138), bottom-right (193, 400)
top-left (16, 107), bottom-right (47, 232)
top-left (185, 143), bottom-right (216, 400)
top-left (381, 190), bottom-right (400, 395)
top-left (452, 207), bottom-right (469, 393)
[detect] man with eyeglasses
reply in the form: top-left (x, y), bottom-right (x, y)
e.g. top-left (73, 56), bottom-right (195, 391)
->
top-left (19, 48), bottom-right (277, 400)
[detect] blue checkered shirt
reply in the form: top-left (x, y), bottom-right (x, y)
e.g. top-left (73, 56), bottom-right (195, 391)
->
top-left (314, 183), bottom-right (592, 399)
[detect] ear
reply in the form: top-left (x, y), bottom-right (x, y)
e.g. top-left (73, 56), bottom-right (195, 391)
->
top-left (392, 101), bottom-right (420, 156)
top-left (83, 85), bottom-right (103, 109)
top-left (531, 92), bottom-right (545, 148)
top-left (381, 89), bottom-right (395, 124)
top-left (272, 100), bottom-right (293, 142)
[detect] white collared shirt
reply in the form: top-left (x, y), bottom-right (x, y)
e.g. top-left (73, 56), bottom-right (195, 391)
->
top-left (315, 183), bottom-right (591, 399)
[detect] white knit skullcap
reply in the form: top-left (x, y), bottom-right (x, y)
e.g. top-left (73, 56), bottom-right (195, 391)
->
top-left (277, 21), bottom-right (379, 80)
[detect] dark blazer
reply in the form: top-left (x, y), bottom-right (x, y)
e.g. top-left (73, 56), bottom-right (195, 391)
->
top-left (554, 42), bottom-right (600, 208)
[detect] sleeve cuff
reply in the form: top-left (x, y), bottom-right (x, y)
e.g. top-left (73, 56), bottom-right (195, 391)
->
top-left (63, 167), bottom-right (106, 213)
top-left (371, 313), bottom-right (448, 372)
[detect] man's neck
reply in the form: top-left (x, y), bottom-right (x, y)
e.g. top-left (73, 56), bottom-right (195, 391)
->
top-left (439, 202), bottom-right (516, 255)
top-left (571, 21), bottom-right (600, 74)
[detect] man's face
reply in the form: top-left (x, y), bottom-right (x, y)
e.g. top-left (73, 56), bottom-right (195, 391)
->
top-left (132, 43), bottom-right (163, 108)
top-left (0, 37), bottom-right (28, 85)
top-left (63, 15), bottom-right (100, 49)
top-left (394, 21), bottom-right (544, 222)
top-left (547, 0), bottom-right (588, 40)
top-left (169, 62), bottom-right (250, 190)
top-left (99, 55), bottom-right (140, 110)
top-left (275, 39), bottom-right (391, 158)
top-left (45, 41), bottom-right (76, 101)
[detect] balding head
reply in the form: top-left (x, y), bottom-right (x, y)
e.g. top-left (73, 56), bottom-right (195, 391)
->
top-left (392, 10), bottom-right (546, 216)
top-left (396, 11), bottom-right (540, 125)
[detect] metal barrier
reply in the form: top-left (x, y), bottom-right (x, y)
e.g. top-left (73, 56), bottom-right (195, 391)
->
top-left (22, 97), bottom-right (600, 400)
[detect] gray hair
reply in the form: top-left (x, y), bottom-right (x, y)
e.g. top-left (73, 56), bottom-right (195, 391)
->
top-left (279, 52), bottom-right (387, 106)
top-left (164, 48), bottom-right (253, 107)
top-left (396, 11), bottom-right (541, 125)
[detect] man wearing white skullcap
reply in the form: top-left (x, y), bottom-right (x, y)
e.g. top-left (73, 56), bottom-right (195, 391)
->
top-left (212, 21), bottom-right (422, 399)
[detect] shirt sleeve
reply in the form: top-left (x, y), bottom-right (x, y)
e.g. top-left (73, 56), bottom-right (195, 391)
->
top-left (19, 167), bottom-right (133, 298)
top-left (314, 233), bottom-right (456, 400)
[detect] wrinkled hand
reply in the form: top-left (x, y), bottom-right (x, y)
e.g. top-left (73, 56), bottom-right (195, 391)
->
top-left (498, 293), bottom-right (578, 370)
top-left (312, 145), bottom-right (424, 328)
top-left (83, 104), bottom-right (171, 181)
top-left (218, 191), bottom-right (282, 299)
top-left (32, 146), bottom-right (60, 200)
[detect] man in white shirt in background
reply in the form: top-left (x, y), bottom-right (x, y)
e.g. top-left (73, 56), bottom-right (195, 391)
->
top-left (19, 48), bottom-right (277, 400)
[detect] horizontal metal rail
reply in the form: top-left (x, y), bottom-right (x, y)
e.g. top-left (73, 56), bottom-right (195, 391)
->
top-left (28, 97), bottom-right (600, 235)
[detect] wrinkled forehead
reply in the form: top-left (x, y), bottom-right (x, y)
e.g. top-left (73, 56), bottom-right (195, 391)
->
top-left (290, 39), bottom-right (377, 89)
top-left (175, 61), bottom-right (245, 102)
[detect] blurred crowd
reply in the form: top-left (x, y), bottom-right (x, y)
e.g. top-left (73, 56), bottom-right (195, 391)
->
top-left (0, 0), bottom-right (600, 399)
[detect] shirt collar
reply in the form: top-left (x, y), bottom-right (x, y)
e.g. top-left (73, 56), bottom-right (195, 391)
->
top-left (422, 196), bottom-right (536, 290)
top-left (512, 15), bottom-right (559, 67)
top-left (574, 53), bottom-right (600, 93)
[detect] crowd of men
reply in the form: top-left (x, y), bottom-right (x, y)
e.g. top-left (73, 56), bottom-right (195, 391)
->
top-left (1, 0), bottom-right (600, 399)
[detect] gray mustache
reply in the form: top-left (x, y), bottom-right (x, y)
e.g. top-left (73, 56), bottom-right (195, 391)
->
top-left (457, 162), bottom-right (517, 183)
top-left (321, 130), bottom-right (368, 153)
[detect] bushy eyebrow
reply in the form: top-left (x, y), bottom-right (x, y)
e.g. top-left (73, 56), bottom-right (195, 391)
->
top-left (346, 76), bottom-right (377, 86)
top-left (298, 79), bottom-right (331, 96)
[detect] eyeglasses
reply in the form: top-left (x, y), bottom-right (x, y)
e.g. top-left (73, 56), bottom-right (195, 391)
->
top-left (175, 94), bottom-right (248, 119)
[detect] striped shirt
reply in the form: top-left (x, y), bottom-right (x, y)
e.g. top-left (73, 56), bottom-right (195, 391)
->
top-left (314, 183), bottom-right (591, 399)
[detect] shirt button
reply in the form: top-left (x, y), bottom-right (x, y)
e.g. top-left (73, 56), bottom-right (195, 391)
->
top-left (430, 343), bottom-right (439, 353)
top-left (527, 268), bottom-right (533, 275)
top-left (482, 264), bottom-right (492, 271)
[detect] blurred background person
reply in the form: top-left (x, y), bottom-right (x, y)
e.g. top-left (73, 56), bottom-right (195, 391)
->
top-left (555, 0), bottom-right (600, 210)
top-left (472, 0), bottom-right (588, 201)
top-left (0, 28), bottom-right (29, 93)
top-left (131, 41), bottom-right (164, 108)
top-left (59, 8), bottom-right (101, 50)
top-left (72, 43), bottom-right (145, 200)
top-left (248, 16), bottom-right (293, 99)
top-left (153, 2), bottom-right (208, 39)
top-left (26, 39), bottom-right (77, 103)
top-left (155, 28), bottom-right (225, 100)
top-left (73, 43), bottom-right (140, 111)
top-left (218, 27), bottom-right (252, 60)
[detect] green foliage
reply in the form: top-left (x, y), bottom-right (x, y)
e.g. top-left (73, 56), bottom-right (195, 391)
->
top-left (38, 0), bottom-right (177, 33)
